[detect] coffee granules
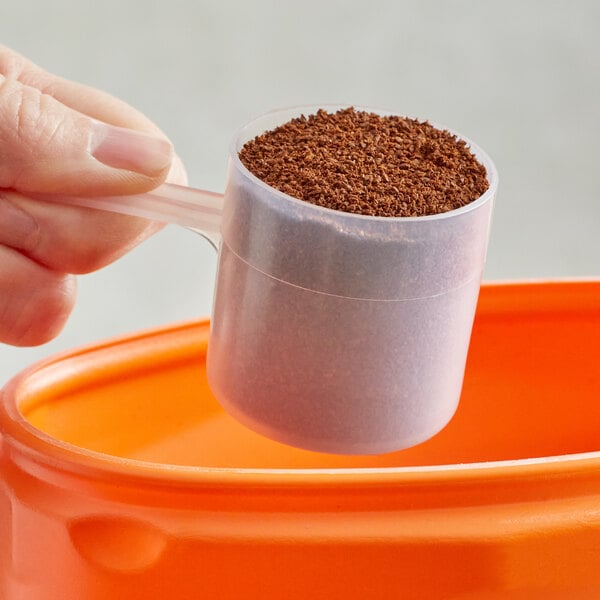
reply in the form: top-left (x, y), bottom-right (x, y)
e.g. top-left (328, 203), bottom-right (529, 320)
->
top-left (239, 107), bottom-right (489, 217)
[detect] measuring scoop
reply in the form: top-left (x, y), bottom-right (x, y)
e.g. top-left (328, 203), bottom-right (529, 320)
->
top-left (56, 105), bottom-right (498, 455)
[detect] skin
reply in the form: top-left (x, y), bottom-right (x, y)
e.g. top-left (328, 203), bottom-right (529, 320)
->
top-left (0, 45), bottom-right (187, 346)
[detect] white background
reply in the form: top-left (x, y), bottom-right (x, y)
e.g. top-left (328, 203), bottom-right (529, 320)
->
top-left (0, 0), bottom-right (598, 384)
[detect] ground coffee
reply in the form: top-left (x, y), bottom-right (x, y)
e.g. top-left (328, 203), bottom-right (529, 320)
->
top-left (239, 107), bottom-right (489, 217)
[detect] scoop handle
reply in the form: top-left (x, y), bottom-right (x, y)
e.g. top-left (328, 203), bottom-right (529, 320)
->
top-left (48, 183), bottom-right (224, 238)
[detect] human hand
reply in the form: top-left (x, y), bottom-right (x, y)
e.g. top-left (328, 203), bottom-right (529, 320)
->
top-left (0, 45), bottom-right (187, 346)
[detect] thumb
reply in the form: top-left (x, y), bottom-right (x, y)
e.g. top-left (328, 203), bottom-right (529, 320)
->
top-left (0, 75), bottom-right (173, 196)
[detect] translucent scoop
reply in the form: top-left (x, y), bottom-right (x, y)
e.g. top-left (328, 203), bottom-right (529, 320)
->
top-left (46, 105), bottom-right (497, 455)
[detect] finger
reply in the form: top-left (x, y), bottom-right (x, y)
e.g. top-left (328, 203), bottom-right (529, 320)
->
top-left (0, 52), bottom-right (173, 196)
top-left (0, 244), bottom-right (76, 346)
top-left (0, 75), bottom-right (173, 195)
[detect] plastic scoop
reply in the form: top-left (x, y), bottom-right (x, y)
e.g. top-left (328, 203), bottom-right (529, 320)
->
top-left (50, 106), bottom-right (497, 455)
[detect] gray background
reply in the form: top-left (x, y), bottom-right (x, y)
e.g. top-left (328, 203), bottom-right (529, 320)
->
top-left (0, 0), bottom-right (598, 384)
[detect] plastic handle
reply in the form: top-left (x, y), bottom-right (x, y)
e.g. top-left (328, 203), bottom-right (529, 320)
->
top-left (44, 183), bottom-right (224, 239)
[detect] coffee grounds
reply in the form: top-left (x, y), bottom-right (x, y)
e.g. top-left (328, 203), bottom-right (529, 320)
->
top-left (239, 107), bottom-right (489, 217)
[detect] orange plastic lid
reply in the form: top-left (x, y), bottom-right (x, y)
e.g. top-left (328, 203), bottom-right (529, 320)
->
top-left (1, 281), bottom-right (600, 599)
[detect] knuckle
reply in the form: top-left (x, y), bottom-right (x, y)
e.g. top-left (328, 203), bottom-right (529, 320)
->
top-left (0, 76), bottom-right (64, 151)
top-left (0, 77), bottom-right (70, 188)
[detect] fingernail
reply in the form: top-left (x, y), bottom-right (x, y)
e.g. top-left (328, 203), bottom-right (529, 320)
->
top-left (88, 121), bottom-right (173, 176)
top-left (0, 194), bottom-right (40, 251)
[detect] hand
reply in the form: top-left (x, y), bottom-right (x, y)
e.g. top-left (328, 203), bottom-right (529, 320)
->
top-left (0, 45), bottom-right (187, 346)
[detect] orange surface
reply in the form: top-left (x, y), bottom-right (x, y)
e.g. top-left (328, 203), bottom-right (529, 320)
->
top-left (1, 281), bottom-right (600, 599)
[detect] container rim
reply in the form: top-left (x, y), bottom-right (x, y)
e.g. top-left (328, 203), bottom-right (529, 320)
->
top-left (2, 287), bottom-right (600, 495)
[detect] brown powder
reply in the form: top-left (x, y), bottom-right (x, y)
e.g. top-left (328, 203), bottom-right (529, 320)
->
top-left (239, 107), bottom-right (489, 217)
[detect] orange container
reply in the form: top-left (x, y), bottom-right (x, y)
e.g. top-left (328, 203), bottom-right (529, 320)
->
top-left (1, 281), bottom-right (599, 599)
